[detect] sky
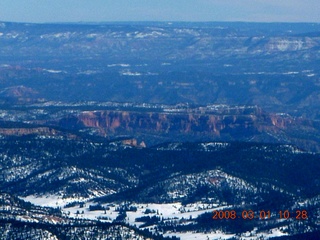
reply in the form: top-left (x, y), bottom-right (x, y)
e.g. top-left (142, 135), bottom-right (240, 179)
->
top-left (0, 0), bottom-right (319, 23)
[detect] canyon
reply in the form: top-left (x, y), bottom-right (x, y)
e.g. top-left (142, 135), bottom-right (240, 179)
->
top-left (0, 21), bottom-right (320, 239)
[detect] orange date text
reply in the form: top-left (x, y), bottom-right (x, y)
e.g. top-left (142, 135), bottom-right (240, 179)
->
top-left (212, 210), bottom-right (308, 220)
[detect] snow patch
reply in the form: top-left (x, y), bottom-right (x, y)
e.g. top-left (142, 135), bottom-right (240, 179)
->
top-left (283, 71), bottom-right (299, 75)
top-left (164, 231), bottom-right (235, 240)
top-left (200, 142), bottom-right (230, 151)
top-left (120, 70), bottom-right (142, 76)
top-left (307, 73), bottom-right (315, 77)
top-left (44, 69), bottom-right (62, 74)
top-left (107, 63), bottom-right (130, 67)
top-left (22, 195), bottom-right (87, 208)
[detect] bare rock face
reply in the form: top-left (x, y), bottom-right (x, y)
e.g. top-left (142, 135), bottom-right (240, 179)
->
top-left (0, 126), bottom-right (79, 140)
top-left (76, 110), bottom-right (256, 135)
top-left (55, 106), bottom-right (320, 152)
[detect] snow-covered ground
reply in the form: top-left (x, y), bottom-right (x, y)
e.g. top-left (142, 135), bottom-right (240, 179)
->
top-left (22, 195), bottom-right (224, 222)
top-left (164, 231), bottom-right (235, 240)
top-left (23, 194), bottom-right (87, 208)
top-left (22, 195), bottom-right (288, 240)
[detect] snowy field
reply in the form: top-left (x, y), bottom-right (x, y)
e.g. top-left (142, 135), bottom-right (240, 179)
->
top-left (22, 195), bottom-right (288, 240)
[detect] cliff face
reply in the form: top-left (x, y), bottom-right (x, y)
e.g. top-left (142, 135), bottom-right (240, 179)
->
top-left (2, 103), bottom-right (316, 151)
top-left (0, 127), bottom-right (79, 139)
top-left (77, 109), bottom-right (302, 131)
top-left (76, 110), bottom-right (259, 136)
top-left (48, 109), bottom-right (291, 143)
top-left (55, 107), bottom-right (320, 152)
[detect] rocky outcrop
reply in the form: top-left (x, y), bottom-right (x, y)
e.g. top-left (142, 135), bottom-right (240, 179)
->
top-left (76, 110), bottom-right (258, 136)
top-left (54, 105), bottom-right (320, 152)
top-left (54, 107), bottom-right (320, 152)
top-left (0, 127), bottom-right (79, 139)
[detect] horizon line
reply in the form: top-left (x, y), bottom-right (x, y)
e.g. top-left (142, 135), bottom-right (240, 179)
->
top-left (1, 20), bottom-right (320, 25)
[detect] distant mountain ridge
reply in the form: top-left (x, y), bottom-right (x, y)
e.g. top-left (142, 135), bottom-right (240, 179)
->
top-left (0, 21), bottom-right (319, 118)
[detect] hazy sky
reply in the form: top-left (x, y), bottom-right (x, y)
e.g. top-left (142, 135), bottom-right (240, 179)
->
top-left (0, 0), bottom-right (319, 23)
